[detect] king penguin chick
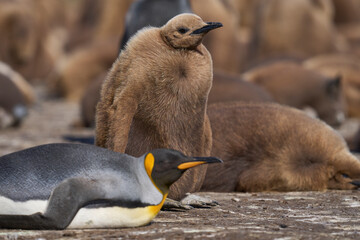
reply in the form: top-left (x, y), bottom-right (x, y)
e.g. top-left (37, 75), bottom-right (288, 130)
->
top-left (0, 143), bottom-right (221, 230)
top-left (96, 14), bottom-right (222, 201)
top-left (202, 102), bottom-right (360, 192)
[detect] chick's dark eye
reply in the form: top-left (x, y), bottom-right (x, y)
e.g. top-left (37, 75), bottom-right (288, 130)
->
top-left (177, 28), bottom-right (189, 34)
top-left (342, 173), bottom-right (350, 178)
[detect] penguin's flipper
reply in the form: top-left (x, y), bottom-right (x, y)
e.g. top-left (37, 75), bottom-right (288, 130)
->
top-left (0, 177), bottom-right (110, 230)
top-left (108, 92), bottom-right (139, 152)
top-left (0, 212), bottom-right (60, 230)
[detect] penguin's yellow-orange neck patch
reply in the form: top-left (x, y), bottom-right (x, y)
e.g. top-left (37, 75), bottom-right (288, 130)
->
top-left (144, 153), bottom-right (155, 177)
top-left (147, 193), bottom-right (168, 216)
top-left (144, 153), bottom-right (163, 195)
top-left (178, 161), bottom-right (205, 170)
top-left (144, 153), bottom-right (167, 212)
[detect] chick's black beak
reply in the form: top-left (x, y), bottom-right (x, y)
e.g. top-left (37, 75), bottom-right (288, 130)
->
top-left (177, 156), bottom-right (223, 170)
top-left (191, 22), bottom-right (223, 35)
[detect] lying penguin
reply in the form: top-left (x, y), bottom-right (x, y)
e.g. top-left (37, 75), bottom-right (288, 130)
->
top-left (0, 143), bottom-right (221, 230)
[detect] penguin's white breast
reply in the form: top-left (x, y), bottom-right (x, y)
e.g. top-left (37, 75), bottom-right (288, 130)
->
top-left (0, 196), bottom-right (162, 229)
top-left (68, 205), bottom-right (158, 228)
top-left (0, 196), bottom-right (47, 215)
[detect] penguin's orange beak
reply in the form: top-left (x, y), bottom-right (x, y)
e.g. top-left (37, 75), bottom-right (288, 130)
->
top-left (177, 156), bottom-right (222, 170)
top-left (191, 22), bottom-right (223, 35)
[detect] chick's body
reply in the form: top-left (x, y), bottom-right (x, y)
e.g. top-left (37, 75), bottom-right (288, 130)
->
top-left (96, 14), bottom-right (221, 200)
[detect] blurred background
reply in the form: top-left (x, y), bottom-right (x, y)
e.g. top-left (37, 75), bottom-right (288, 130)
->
top-left (1, 0), bottom-right (360, 155)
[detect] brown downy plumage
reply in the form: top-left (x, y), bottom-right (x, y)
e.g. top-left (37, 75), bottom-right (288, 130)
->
top-left (202, 102), bottom-right (360, 192)
top-left (243, 61), bottom-right (346, 127)
top-left (208, 70), bottom-right (273, 104)
top-left (79, 69), bottom-right (273, 128)
top-left (96, 14), bottom-right (222, 200)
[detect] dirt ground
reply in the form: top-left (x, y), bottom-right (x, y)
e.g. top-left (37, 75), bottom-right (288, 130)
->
top-left (0, 99), bottom-right (360, 239)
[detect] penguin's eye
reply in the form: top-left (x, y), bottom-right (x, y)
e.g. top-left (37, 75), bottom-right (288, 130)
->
top-left (177, 28), bottom-right (189, 34)
top-left (342, 173), bottom-right (350, 178)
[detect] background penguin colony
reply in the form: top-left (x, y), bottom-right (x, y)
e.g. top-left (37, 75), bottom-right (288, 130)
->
top-left (1, 0), bottom-right (360, 231)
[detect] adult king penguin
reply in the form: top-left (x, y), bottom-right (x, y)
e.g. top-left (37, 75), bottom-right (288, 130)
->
top-left (0, 143), bottom-right (221, 230)
top-left (96, 14), bottom-right (222, 201)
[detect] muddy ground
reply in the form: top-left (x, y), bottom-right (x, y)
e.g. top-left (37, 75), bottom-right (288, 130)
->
top-left (0, 99), bottom-right (360, 239)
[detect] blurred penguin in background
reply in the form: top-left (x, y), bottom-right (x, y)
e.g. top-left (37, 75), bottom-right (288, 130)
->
top-left (208, 70), bottom-right (274, 104)
top-left (119, 0), bottom-right (192, 50)
top-left (234, 0), bottom-right (348, 65)
top-left (332, 0), bottom-right (360, 24)
top-left (191, 0), bottom-right (247, 74)
top-left (0, 62), bottom-right (35, 128)
top-left (304, 54), bottom-right (360, 118)
top-left (243, 61), bottom-right (346, 127)
top-left (331, 0), bottom-right (360, 57)
top-left (48, 0), bottom-right (133, 102)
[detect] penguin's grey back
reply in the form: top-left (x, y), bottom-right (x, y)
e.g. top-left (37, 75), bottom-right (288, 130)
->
top-left (0, 144), bottom-right (141, 201)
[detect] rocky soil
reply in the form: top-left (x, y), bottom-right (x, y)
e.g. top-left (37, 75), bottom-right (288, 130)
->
top-left (0, 99), bottom-right (360, 239)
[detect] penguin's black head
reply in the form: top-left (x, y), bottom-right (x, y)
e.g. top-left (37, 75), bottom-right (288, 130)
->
top-left (160, 13), bottom-right (222, 49)
top-left (143, 148), bottom-right (222, 194)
